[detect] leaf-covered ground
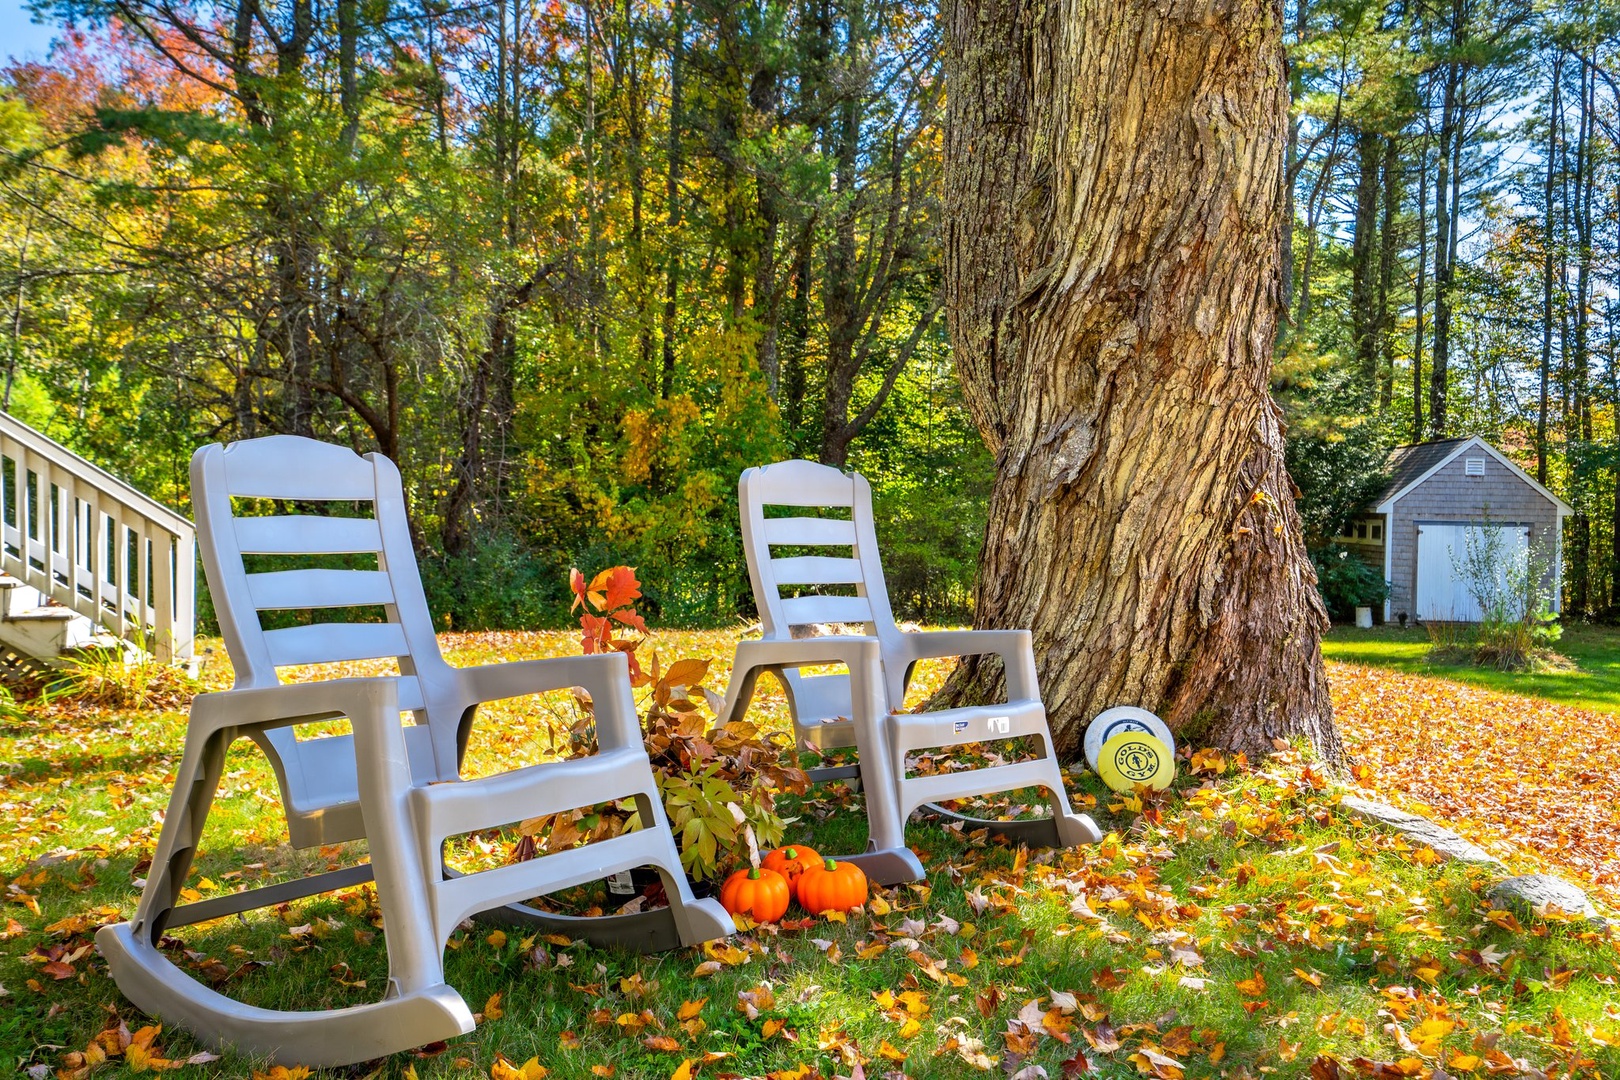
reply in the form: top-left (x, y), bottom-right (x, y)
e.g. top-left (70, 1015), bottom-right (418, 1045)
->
top-left (1322, 625), bottom-right (1620, 716)
top-left (1331, 660), bottom-right (1620, 912)
top-left (2, 630), bottom-right (1618, 1080)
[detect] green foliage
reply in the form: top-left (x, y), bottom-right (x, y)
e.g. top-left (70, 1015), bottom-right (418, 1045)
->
top-left (0, 0), bottom-right (961, 631)
top-left (422, 532), bottom-right (569, 632)
top-left (849, 349), bottom-right (991, 623)
top-left (518, 567), bottom-right (807, 883)
top-left (1275, 342), bottom-right (1397, 548)
top-left (1311, 543), bottom-right (1390, 618)
top-left (1449, 521), bottom-right (1566, 672)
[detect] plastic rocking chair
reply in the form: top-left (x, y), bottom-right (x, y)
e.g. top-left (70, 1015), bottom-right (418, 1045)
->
top-left (717, 460), bottom-right (1101, 881)
top-left (96, 436), bottom-right (732, 1066)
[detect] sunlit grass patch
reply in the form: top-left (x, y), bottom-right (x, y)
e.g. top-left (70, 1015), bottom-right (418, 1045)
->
top-left (2, 629), bottom-right (1617, 1079)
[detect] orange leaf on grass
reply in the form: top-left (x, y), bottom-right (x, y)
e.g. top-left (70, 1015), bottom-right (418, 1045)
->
top-left (1234, 970), bottom-right (1267, 996)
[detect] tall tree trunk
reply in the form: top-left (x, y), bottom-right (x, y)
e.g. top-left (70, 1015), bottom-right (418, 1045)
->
top-left (1375, 132), bottom-right (1399, 410)
top-left (1351, 127), bottom-right (1380, 388)
top-left (1412, 134), bottom-right (1427, 441)
top-left (1610, 192), bottom-right (1620, 615)
top-left (1429, 33), bottom-right (1460, 438)
top-left (1278, 0), bottom-right (1308, 345)
top-left (818, 93), bottom-right (862, 466)
top-left (1537, 51), bottom-right (1562, 486)
top-left (942, 0), bottom-right (1337, 762)
top-left (1291, 123), bottom-right (1339, 335)
top-left (752, 66), bottom-right (784, 396)
top-left (660, 0), bottom-right (684, 399)
top-left (271, 216), bottom-right (317, 437)
top-left (1568, 52), bottom-right (1594, 615)
top-left (783, 220), bottom-right (813, 440)
top-left (583, 0), bottom-right (605, 364)
top-left (622, 0), bottom-right (654, 382)
top-left (338, 0), bottom-right (359, 152)
top-left (4, 200), bottom-right (35, 412)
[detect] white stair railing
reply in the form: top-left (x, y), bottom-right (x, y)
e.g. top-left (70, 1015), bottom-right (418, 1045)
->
top-left (0, 411), bottom-right (195, 664)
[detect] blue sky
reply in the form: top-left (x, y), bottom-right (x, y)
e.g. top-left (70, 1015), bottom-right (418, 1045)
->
top-left (2, 0), bottom-right (60, 63)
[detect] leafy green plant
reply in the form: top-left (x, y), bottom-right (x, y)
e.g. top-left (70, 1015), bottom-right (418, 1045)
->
top-left (1449, 519), bottom-right (1566, 672)
top-left (515, 567), bottom-right (806, 883)
top-left (1310, 543), bottom-right (1390, 619)
top-left (42, 629), bottom-right (196, 710)
top-left (0, 682), bottom-right (24, 721)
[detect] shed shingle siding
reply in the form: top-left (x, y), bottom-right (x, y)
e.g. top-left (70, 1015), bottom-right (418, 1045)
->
top-left (1386, 452), bottom-right (1560, 618)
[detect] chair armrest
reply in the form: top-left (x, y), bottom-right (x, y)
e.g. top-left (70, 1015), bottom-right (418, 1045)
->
top-left (451, 652), bottom-right (643, 753)
top-left (716, 636), bottom-right (883, 725)
top-left (189, 678), bottom-right (402, 737)
top-left (891, 629), bottom-right (1040, 701)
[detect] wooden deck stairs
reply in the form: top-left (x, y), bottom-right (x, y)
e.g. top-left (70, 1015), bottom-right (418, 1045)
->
top-left (0, 411), bottom-right (194, 671)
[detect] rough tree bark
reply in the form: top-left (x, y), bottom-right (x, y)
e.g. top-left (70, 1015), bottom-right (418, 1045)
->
top-left (942, 0), bottom-right (1338, 762)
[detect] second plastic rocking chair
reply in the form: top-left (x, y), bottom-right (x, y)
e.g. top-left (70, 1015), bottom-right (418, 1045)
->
top-left (717, 460), bottom-right (1101, 880)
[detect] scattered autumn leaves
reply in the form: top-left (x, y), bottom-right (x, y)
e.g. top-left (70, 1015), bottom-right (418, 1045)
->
top-left (4, 634), bottom-right (1620, 1080)
top-left (1331, 660), bottom-right (1620, 908)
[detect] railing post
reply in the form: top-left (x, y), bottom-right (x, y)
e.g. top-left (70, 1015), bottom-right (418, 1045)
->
top-left (175, 530), bottom-right (195, 664)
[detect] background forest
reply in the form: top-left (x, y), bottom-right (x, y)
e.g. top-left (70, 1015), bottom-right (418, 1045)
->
top-left (0, 0), bottom-right (1616, 629)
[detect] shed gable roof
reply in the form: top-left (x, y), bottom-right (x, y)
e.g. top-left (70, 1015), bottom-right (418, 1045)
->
top-left (1372, 438), bottom-right (1470, 506)
top-left (1371, 436), bottom-right (1572, 516)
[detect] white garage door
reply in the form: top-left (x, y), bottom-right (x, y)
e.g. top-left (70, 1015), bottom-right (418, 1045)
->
top-left (1415, 523), bottom-right (1530, 622)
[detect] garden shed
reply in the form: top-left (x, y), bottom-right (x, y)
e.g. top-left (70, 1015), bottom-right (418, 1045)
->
top-left (1338, 436), bottom-right (1571, 623)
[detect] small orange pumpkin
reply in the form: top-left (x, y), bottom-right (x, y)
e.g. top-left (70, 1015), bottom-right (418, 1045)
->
top-left (761, 845), bottom-right (822, 898)
top-left (718, 866), bottom-right (791, 923)
top-left (796, 858), bottom-right (868, 915)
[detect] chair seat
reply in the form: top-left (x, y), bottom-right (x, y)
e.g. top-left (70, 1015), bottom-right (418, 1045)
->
top-left (886, 699), bottom-right (1048, 757)
top-left (260, 722), bottom-right (440, 848)
top-left (781, 672), bottom-right (860, 749)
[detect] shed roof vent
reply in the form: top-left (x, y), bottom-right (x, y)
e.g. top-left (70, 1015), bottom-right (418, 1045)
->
top-left (1465, 457), bottom-right (1486, 476)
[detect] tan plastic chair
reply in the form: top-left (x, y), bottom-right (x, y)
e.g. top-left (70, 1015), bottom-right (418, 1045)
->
top-left (718, 460), bottom-right (1101, 878)
top-left (96, 436), bottom-right (731, 1066)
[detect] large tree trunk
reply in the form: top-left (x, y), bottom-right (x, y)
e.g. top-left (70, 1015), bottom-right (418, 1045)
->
top-left (942, 0), bottom-right (1337, 762)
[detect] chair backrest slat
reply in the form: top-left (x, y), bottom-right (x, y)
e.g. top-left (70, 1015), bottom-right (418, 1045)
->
top-left (761, 517), bottom-right (857, 547)
top-left (263, 622), bottom-right (413, 668)
top-left (745, 460), bottom-right (859, 508)
top-left (246, 569), bottom-right (396, 610)
top-left (235, 515), bottom-right (384, 554)
top-left (210, 447), bottom-right (379, 501)
top-left (771, 555), bottom-right (864, 586)
top-left (780, 594), bottom-right (874, 625)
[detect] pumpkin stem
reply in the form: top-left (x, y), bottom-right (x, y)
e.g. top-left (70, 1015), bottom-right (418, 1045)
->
top-left (823, 858), bottom-right (838, 871)
top-left (748, 868), bottom-right (762, 880)
top-left (784, 847), bottom-right (798, 860)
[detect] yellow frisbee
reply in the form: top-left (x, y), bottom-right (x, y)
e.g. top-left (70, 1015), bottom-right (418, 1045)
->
top-left (1096, 731), bottom-right (1174, 792)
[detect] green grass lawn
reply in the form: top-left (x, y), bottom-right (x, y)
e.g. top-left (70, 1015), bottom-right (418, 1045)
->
top-left (1323, 622), bottom-right (1620, 714)
top-left (3, 630), bottom-right (1618, 1080)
